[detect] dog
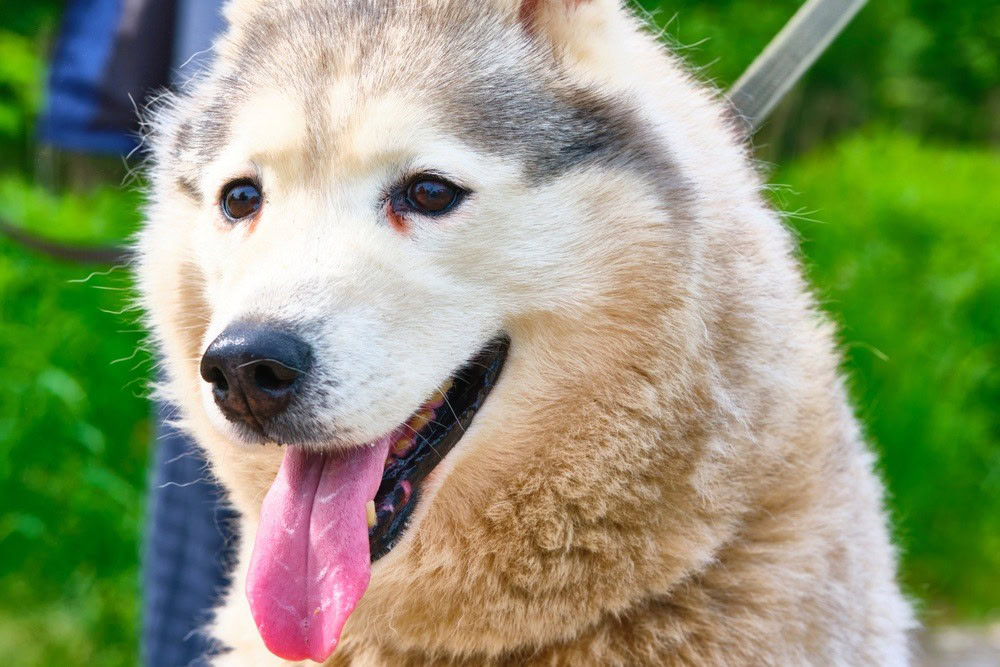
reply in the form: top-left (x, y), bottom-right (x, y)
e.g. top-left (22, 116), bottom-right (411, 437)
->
top-left (137, 0), bottom-right (915, 663)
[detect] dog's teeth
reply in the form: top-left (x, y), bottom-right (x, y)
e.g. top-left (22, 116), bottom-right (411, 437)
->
top-left (393, 436), bottom-right (414, 456)
top-left (409, 409), bottom-right (433, 432)
top-left (366, 501), bottom-right (377, 528)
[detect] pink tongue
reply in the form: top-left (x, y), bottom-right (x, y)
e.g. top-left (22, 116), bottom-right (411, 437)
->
top-left (247, 439), bottom-right (390, 663)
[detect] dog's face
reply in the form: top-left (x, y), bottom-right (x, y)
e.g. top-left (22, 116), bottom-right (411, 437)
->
top-left (141, 0), bottom-right (699, 660)
top-left (148, 0), bottom-right (674, 451)
top-left (190, 89), bottom-right (516, 450)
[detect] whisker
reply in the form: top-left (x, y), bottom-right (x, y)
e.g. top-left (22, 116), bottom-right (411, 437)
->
top-left (111, 349), bottom-right (142, 365)
top-left (440, 393), bottom-right (466, 434)
top-left (68, 267), bottom-right (123, 284)
top-left (233, 359), bottom-right (309, 376)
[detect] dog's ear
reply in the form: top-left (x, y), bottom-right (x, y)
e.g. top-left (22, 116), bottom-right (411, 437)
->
top-left (507, 0), bottom-right (624, 54)
top-left (517, 0), bottom-right (591, 25)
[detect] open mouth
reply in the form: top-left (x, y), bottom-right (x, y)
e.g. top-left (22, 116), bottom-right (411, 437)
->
top-left (245, 335), bottom-right (509, 663)
top-left (370, 335), bottom-right (509, 559)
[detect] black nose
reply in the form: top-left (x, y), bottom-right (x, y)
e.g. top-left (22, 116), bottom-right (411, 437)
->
top-left (199, 322), bottom-right (311, 432)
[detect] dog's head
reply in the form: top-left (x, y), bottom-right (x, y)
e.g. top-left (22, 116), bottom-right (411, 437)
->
top-left (148, 0), bottom-right (686, 448)
top-left (139, 0), bottom-right (733, 661)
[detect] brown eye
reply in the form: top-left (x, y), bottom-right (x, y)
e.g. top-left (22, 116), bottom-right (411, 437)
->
top-left (406, 178), bottom-right (460, 214)
top-left (222, 182), bottom-right (262, 221)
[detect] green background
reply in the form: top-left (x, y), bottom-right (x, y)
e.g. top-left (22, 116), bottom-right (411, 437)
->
top-left (1, 1), bottom-right (998, 664)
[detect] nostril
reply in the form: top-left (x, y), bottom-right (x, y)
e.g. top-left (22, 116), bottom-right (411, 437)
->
top-left (253, 362), bottom-right (298, 392)
top-left (207, 366), bottom-right (230, 392)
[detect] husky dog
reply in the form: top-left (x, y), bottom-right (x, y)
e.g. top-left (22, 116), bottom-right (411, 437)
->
top-left (137, 0), bottom-right (914, 664)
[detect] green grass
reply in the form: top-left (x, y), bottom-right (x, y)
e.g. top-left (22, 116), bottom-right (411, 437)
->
top-left (0, 181), bottom-right (150, 665)
top-left (0, 132), bottom-right (997, 663)
top-left (774, 132), bottom-right (1000, 620)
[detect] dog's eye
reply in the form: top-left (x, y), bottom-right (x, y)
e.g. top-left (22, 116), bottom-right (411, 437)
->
top-left (405, 178), bottom-right (460, 215)
top-left (221, 181), bottom-right (262, 221)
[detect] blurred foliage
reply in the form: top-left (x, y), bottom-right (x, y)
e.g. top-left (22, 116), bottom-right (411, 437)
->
top-left (0, 182), bottom-right (149, 664)
top-left (0, 33), bottom-right (42, 137)
top-left (775, 132), bottom-right (1000, 619)
top-left (0, 31), bottom-right (46, 171)
top-left (0, 1), bottom-right (997, 665)
top-left (0, 1), bottom-right (59, 170)
top-left (0, 9), bottom-right (149, 664)
top-left (0, 3), bottom-right (60, 36)
top-left (635, 0), bottom-right (1000, 158)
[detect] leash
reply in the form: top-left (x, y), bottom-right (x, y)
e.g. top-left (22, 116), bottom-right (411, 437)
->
top-left (729, 0), bottom-right (867, 130)
top-left (0, 216), bottom-right (130, 264)
top-left (0, 0), bottom-right (866, 264)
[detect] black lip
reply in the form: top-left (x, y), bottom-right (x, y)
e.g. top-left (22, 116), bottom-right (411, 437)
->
top-left (369, 335), bottom-right (509, 561)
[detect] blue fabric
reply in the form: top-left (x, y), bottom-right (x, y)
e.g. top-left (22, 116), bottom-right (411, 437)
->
top-left (171, 0), bottom-right (226, 79)
top-left (38, 0), bottom-right (181, 154)
top-left (36, 0), bottom-right (136, 154)
top-left (142, 409), bottom-right (238, 667)
top-left (142, 1), bottom-right (232, 659)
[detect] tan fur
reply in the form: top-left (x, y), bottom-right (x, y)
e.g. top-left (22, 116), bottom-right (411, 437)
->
top-left (138, 0), bottom-right (914, 664)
